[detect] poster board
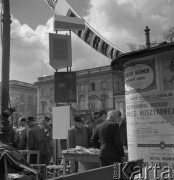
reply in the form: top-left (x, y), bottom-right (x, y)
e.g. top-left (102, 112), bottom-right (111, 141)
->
top-left (54, 72), bottom-right (76, 103)
top-left (49, 33), bottom-right (72, 69)
top-left (125, 52), bottom-right (174, 178)
top-left (53, 106), bottom-right (70, 139)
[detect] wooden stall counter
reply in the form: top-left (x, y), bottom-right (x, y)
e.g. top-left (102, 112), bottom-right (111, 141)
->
top-left (62, 147), bottom-right (128, 175)
top-left (62, 148), bottom-right (100, 175)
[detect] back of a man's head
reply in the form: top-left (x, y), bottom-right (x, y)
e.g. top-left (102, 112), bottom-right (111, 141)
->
top-left (107, 110), bottom-right (122, 122)
top-left (19, 117), bottom-right (27, 127)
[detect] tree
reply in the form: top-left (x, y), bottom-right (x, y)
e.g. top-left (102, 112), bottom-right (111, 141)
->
top-left (127, 43), bottom-right (146, 51)
top-left (127, 26), bottom-right (174, 51)
top-left (163, 26), bottom-right (174, 43)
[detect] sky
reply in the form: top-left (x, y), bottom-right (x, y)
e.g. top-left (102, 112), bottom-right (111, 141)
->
top-left (0, 0), bottom-right (174, 84)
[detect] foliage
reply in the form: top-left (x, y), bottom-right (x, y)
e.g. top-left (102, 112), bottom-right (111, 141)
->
top-left (163, 26), bottom-right (174, 43)
top-left (127, 26), bottom-right (174, 51)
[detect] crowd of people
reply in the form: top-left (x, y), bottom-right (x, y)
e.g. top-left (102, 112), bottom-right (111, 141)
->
top-left (9, 116), bottom-right (53, 165)
top-left (67, 109), bottom-right (128, 173)
top-left (1, 109), bottom-right (127, 174)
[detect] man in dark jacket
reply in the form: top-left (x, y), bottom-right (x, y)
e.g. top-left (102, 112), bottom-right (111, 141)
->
top-left (42, 116), bottom-right (53, 162)
top-left (26, 117), bottom-right (50, 165)
top-left (90, 110), bottom-right (125, 167)
top-left (67, 116), bottom-right (89, 173)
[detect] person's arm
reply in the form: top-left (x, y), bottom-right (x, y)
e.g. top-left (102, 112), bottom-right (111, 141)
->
top-left (67, 129), bottom-right (74, 148)
top-left (90, 127), bottom-right (100, 148)
top-left (83, 126), bottom-right (90, 148)
top-left (27, 129), bottom-right (34, 150)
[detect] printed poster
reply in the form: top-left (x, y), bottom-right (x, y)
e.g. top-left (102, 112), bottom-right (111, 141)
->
top-left (124, 59), bottom-right (157, 94)
top-left (161, 52), bottom-right (174, 91)
top-left (125, 55), bottom-right (174, 177)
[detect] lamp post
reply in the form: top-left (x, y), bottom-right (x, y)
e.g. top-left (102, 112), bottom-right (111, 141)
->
top-left (0, 0), bottom-right (12, 143)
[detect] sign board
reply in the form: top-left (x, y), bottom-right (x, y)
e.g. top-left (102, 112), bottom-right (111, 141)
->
top-left (54, 72), bottom-right (76, 103)
top-left (54, 15), bottom-right (85, 31)
top-left (53, 106), bottom-right (70, 139)
top-left (49, 33), bottom-right (72, 69)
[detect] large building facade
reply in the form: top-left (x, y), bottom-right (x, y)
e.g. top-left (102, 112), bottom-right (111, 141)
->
top-left (35, 65), bottom-right (125, 119)
top-left (0, 80), bottom-right (37, 125)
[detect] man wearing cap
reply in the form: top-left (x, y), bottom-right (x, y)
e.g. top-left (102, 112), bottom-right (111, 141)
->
top-left (67, 116), bottom-right (89, 173)
top-left (42, 116), bottom-right (53, 162)
top-left (26, 117), bottom-right (50, 165)
top-left (17, 117), bottom-right (29, 150)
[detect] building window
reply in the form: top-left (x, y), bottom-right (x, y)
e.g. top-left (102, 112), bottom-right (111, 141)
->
top-left (41, 101), bottom-right (47, 114)
top-left (79, 85), bottom-right (85, 92)
top-left (18, 106), bottom-right (24, 113)
top-left (90, 83), bottom-right (95, 91)
top-left (78, 98), bottom-right (85, 110)
top-left (28, 106), bottom-right (33, 115)
top-left (117, 81), bottom-right (120, 89)
top-left (20, 95), bottom-right (24, 102)
top-left (115, 81), bottom-right (121, 91)
top-left (50, 88), bottom-right (54, 96)
top-left (41, 89), bottom-right (45, 97)
top-left (101, 81), bottom-right (107, 90)
top-left (28, 96), bottom-right (32, 103)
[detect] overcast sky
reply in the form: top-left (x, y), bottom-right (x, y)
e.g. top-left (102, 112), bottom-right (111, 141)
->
top-left (0, 0), bottom-right (173, 84)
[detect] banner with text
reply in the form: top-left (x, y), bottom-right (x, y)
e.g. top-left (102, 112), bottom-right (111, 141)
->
top-left (42, 0), bottom-right (124, 60)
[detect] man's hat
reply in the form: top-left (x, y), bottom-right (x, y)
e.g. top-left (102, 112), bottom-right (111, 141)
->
top-left (98, 110), bottom-right (107, 117)
top-left (44, 116), bottom-right (50, 121)
top-left (27, 116), bottom-right (35, 122)
top-left (19, 117), bottom-right (27, 122)
top-left (74, 116), bottom-right (83, 122)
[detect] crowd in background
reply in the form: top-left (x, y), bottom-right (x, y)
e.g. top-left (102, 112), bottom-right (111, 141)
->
top-left (1, 108), bottom-right (128, 174)
top-left (9, 116), bottom-right (53, 165)
top-left (67, 109), bottom-right (127, 173)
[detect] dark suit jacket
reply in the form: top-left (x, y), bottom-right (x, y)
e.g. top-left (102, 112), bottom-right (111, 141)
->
top-left (119, 119), bottom-right (127, 147)
top-left (90, 120), bottom-right (125, 159)
top-left (67, 125), bottom-right (89, 149)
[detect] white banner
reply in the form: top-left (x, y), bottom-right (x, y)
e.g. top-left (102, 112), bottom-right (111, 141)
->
top-left (42, 0), bottom-right (125, 60)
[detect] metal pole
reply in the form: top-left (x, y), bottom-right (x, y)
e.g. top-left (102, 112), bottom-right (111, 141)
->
top-left (55, 69), bottom-right (58, 165)
top-left (67, 67), bottom-right (69, 105)
top-left (0, 0), bottom-right (12, 141)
